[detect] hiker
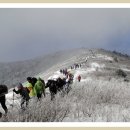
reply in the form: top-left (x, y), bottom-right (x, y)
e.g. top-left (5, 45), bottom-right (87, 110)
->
top-left (64, 77), bottom-right (72, 94)
top-left (39, 78), bottom-right (46, 88)
top-left (46, 79), bottom-right (57, 100)
top-left (0, 85), bottom-right (8, 115)
top-left (60, 69), bottom-right (63, 73)
top-left (74, 64), bottom-right (77, 69)
top-left (13, 83), bottom-right (30, 109)
top-left (0, 95), bottom-right (8, 115)
top-left (32, 77), bottom-right (46, 100)
top-left (67, 73), bottom-right (74, 84)
top-left (56, 77), bottom-right (66, 92)
top-left (78, 75), bottom-right (81, 82)
top-left (64, 68), bottom-right (68, 76)
top-left (26, 77), bottom-right (35, 98)
top-left (31, 77), bottom-right (37, 87)
top-left (62, 69), bottom-right (65, 75)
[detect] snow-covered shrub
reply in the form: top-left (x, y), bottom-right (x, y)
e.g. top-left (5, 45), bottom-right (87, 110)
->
top-left (1, 77), bottom-right (130, 122)
top-left (116, 69), bottom-right (127, 78)
top-left (1, 94), bottom-right (70, 122)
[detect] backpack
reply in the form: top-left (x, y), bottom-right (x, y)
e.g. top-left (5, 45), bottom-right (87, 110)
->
top-left (25, 87), bottom-right (30, 94)
top-left (0, 85), bottom-right (8, 97)
top-left (39, 78), bottom-right (45, 86)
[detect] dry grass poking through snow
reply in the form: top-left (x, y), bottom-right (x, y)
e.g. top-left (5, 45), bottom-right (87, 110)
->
top-left (65, 78), bottom-right (130, 122)
top-left (0, 94), bottom-right (70, 122)
top-left (1, 78), bottom-right (130, 122)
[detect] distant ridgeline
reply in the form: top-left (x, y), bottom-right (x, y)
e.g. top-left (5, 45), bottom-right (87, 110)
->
top-left (112, 50), bottom-right (130, 58)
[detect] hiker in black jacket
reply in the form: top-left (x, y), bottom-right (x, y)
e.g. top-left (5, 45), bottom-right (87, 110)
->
top-left (13, 83), bottom-right (30, 109)
top-left (0, 95), bottom-right (8, 114)
top-left (0, 85), bottom-right (8, 115)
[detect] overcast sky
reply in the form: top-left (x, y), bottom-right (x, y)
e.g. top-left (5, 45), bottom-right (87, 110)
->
top-left (0, 8), bottom-right (130, 62)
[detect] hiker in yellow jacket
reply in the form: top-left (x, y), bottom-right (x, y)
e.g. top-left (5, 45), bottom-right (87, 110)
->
top-left (26, 77), bottom-right (36, 97)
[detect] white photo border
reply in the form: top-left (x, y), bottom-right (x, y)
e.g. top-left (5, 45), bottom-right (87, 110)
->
top-left (0, 3), bottom-right (130, 127)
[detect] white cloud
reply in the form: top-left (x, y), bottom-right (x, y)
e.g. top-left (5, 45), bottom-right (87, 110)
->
top-left (0, 9), bottom-right (130, 61)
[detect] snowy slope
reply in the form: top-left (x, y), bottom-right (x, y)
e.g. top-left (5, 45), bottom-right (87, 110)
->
top-left (3, 54), bottom-right (113, 111)
top-left (1, 49), bottom-right (130, 122)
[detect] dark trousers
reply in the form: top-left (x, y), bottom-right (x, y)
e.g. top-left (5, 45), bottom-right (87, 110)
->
top-left (21, 98), bottom-right (29, 109)
top-left (37, 93), bottom-right (42, 100)
top-left (0, 95), bottom-right (8, 114)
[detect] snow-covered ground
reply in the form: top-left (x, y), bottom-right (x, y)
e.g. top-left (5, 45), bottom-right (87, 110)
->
top-left (96, 54), bottom-right (113, 61)
top-left (3, 59), bottom-right (106, 110)
top-left (121, 68), bottom-right (130, 72)
top-left (3, 56), bottom-right (126, 109)
top-left (1, 52), bottom-right (130, 122)
top-left (4, 61), bottom-right (104, 110)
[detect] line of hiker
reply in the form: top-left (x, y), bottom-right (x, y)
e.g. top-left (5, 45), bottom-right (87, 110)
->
top-left (60, 68), bottom-right (68, 76)
top-left (60, 68), bottom-right (74, 84)
top-left (13, 77), bottom-right (46, 110)
top-left (1, 62), bottom-right (83, 116)
top-left (0, 73), bottom-right (74, 116)
top-left (60, 63), bottom-right (82, 84)
top-left (70, 63), bottom-right (81, 70)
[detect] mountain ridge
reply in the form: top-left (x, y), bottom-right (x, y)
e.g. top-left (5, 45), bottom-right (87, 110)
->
top-left (0, 48), bottom-right (130, 89)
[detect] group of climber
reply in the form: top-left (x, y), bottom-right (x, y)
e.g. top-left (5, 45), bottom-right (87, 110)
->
top-left (60, 68), bottom-right (68, 76)
top-left (0, 66), bottom-right (82, 117)
top-left (70, 63), bottom-right (81, 70)
top-left (60, 65), bottom-right (81, 83)
top-left (0, 77), bottom-right (46, 117)
top-left (13, 77), bottom-right (46, 110)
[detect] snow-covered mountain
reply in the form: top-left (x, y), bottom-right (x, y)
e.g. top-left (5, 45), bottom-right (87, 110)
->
top-left (1, 48), bottom-right (130, 122)
top-left (0, 48), bottom-right (87, 88)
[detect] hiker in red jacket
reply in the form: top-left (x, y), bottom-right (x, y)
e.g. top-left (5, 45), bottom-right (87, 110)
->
top-left (78, 75), bottom-right (81, 82)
